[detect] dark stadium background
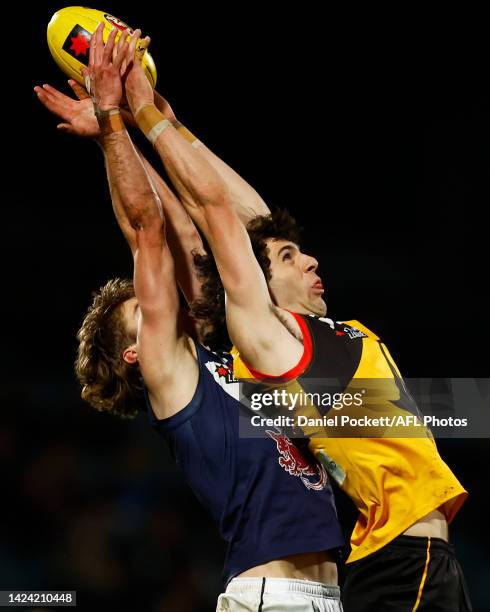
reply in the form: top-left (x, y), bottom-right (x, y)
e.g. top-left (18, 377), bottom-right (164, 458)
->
top-left (2, 2), bottom-right (488, 610)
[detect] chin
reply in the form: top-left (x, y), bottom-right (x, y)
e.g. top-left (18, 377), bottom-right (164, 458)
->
top-left (312, 297), bottom-right (327, 317)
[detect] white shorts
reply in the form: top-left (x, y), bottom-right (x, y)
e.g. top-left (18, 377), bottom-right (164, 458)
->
top-left (216, 577), bottom-right (343, 611)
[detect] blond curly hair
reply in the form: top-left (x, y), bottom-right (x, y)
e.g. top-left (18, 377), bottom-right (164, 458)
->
top-left (75, 278), bottom-right (144, 418)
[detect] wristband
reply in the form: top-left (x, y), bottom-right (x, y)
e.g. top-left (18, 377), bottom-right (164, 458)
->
top-left (134, 103), bottom-right (167, 142)
top-left (147, 119), bottom-right (172, 144)
top-left (97, 109), bottom-right (125, 136)
top-left (134, 103), bottom-right (199, 147)
top-left (95, 107), bottom-right (120, 119)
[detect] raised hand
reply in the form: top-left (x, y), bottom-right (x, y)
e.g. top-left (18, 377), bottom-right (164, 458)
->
top-left (123, 33), bottom-right (154, 115)
top-left (83, 22), bottom-right (135, 112)
top-left (34, 80), bottom-right (99, 138)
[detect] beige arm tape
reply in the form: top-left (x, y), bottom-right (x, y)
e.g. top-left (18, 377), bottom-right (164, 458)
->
top-left (98, 109), bottom-right (125, 136)
top-left (134, 104), bottom-right (165, 137)
top-left (173, 121), bottom-right (199, 146)
top-left (134, 104), bottom-right (171, 144)
top-left (147, 119), bottom-right (172, 144)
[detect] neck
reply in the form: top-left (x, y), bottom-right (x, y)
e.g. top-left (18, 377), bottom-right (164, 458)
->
top-left (278, 302), bottom-right (325, 317)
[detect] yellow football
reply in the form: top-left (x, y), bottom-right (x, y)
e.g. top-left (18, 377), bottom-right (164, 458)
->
top-left (47, 6), bottom-right (157, 87)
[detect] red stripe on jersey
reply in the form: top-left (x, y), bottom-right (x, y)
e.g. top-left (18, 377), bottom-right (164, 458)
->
top-left (245, 311), bottom-right (313, 381)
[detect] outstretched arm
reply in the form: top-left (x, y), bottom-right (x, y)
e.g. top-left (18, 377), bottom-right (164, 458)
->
top-left (136, 152), bottom-right (205, 303)
top-left (34, 77), bottom-right (204, 304)
top-left (124, 50), bottom-right (303, 373)
top-left (86, 23), bottom-right (198, 417)
top-left (152, 91), bottom-right (270, 221)
top-left (103, 129), bottom-right (198, 417)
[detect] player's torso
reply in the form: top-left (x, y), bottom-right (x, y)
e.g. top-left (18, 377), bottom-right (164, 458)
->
top-left (151, 342), bottom-right (343, 580)
top-left (232, 315), bottom-right (467, 561)
top-left (196, 344), bottom-right (341, 528)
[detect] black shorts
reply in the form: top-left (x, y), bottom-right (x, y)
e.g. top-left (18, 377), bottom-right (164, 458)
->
top-left (341, 535), bottom-right (472, 611)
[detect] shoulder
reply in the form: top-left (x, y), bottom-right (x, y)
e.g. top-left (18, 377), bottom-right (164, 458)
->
top-left (147, 342), bottom-right (235, 428)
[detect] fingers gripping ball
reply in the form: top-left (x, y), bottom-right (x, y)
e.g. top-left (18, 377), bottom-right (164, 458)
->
top-left (47, 7), bottom-right (157, 87)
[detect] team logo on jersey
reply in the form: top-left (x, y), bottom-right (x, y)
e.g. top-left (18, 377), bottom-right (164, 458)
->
top-left (266, 431), bottom-right (327, 491)
top-left (214, 361), bottom-right (237, 385)
top-left (205, 358), bottom-right (241, 401)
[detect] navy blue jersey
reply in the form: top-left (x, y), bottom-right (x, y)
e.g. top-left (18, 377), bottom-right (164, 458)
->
top-left (146, 341), bottom-right (343, 584)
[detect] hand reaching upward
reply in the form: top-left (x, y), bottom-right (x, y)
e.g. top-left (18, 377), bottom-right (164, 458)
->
top-left (34, 79), bottom-right (99, 137)
top-left (82, 22), bottom-right (136, 112)
top-left (123, 33), bottom-right (154, 115)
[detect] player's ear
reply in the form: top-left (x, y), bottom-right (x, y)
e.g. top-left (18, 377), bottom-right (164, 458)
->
top-left (123, 345), bottom-right (138, 364)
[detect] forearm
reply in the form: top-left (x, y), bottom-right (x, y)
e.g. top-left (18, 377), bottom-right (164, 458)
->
top-left (133, 106), bottom-right (273, 332)
top-left (135, 105), bottom-right (229, 218)
top-left (98, 122), bottom-right (162, 233)
top-left (99, 123), bottom-right (203, 303)
top-left (153, 91), bottom-right (270, 220)
top-left (193, 141), bottom-right (270, 221)
top-left (138, 152), bottom-right (206, 303)
top-left (98, 141), bottom-right (137, 253)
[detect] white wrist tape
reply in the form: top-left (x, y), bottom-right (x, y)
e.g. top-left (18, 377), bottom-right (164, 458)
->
top-left (148, 119), bottom-right (172, 145)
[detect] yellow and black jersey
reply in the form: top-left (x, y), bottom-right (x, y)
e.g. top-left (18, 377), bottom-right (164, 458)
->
top-left (232, 313), bottom-right (467, 563)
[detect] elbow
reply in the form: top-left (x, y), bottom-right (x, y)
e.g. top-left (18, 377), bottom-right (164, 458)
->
top-left (186, 179), bottom-right (231, 211)
top-left (134, 219), bottom-right (167, 250)
top-left (131, 216), bottom-right (163, 234)
top-left (203, 184), bottom-right (231, 209)
top-left (131, 215), bottom-right (166, 240)
top-left (129, 192), bottom-right (165, 232)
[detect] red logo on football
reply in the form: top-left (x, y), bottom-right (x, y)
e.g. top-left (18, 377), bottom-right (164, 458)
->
top-left (69, 32), bottom-right (90, 56)
top-left (104, 14), bottom-right (133, 33)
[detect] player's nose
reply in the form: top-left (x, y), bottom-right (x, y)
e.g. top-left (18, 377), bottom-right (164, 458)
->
top-left (302, 254), bottom-right (319, 273)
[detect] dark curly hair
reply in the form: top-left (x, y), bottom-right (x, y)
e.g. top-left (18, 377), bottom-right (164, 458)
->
top-left (75, 278), bottom-right (144, 418)
top-left (191, 209), bottom-right (301, 351)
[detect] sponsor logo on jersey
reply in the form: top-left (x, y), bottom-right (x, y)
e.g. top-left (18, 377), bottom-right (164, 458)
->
top-left (316, 316), bottom-right (367, 340)
top-left (266, 430), bottom-right (327, 491)
top-left (343, 326), bottom-right (367, 339)
top-left (63, 25), bottom-right (91, 61)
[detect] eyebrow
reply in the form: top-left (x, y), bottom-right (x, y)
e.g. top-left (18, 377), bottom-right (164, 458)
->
top-left (277, 244), bottom-right (298, 257)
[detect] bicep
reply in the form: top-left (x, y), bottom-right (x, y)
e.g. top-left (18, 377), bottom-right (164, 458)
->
top-left (198, 202), bottom-right (295, 361)
top-left (225, 299), bottom-right (304, 375)
top-left (132, 227), bottom-right (185, 390)
top-left (140, 327), bottom-right (199, 419)
top-left (203, 201), bottom-right (271, 311)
